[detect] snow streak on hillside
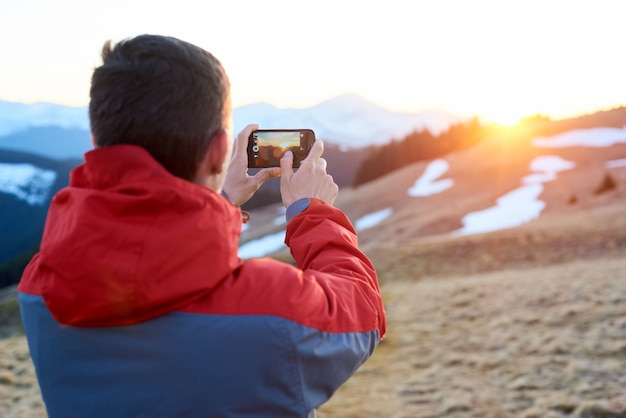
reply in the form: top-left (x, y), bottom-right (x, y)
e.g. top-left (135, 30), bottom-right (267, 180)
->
top-left (533, 125), bottom-right (626, 148)
top-left (0, 163), bottom-right (57, 205)
top-left (607, 158), bottom-right (626, 168)
top-left (454, 156), bottom-right (575, 236)
top-left (355, 208), bottom-right (393, 231)
top-left (408, 159), bottom-right (453, 197)
top-left (238, 231), bottom-right (286, 260)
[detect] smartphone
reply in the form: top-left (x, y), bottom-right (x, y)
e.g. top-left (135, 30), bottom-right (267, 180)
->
top-left (247, 129), bottom-right (316, 169)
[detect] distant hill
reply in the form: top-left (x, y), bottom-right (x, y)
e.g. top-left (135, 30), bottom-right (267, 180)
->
top-left (528, 106), bottom-right (626, 136)
top-left (0, 126), bottom-right (92, 160)
top-left (0, 100), bottom-right (89, 137)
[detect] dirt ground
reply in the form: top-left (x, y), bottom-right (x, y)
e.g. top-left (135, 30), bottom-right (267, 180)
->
top-left (318, 255), bottom-right (626, 418)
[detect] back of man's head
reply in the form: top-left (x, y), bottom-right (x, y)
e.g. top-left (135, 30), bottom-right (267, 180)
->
top-left (89, 34), bottom-right (231, 181)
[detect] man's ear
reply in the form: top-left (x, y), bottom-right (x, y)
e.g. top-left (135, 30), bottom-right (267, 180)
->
top-left (204, 129), bottom-right (229, 175)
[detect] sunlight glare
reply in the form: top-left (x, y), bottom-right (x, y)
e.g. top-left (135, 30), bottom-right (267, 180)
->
top-left (488, 112), bottom-right (521, 127)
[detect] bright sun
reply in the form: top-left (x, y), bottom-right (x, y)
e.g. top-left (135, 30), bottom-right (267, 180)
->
top-left (458, 81), bottom-right (548, 127)
top-left (482, 109), bottom-right (526, 127)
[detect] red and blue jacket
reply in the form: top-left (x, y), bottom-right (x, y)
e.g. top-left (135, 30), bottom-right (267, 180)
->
top-left (18, 145), bottom-right (386, 418)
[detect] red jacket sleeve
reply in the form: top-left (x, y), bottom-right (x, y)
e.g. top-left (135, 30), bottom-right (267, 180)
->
top-left (285, 199), bottom-right (386, 338)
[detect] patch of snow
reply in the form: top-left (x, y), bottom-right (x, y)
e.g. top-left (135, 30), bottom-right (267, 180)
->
top-left (408, 159), bottom-right (454, 197)
top-left (0, 163), bottom-right (57, 205)
top-left (606, 158), bottom-right (626, 168)
top-left (238, 231), bottom-right (286, 259)
top-left (355, 208), bottom-right (393, 231)
top-left (522, 172), bottom-right (556, 184)
top-left (529, 155), bottom-right (576, 172)
top-left (272, 207), bottom-right (287, 225)
top-left (533, 126), bottom-right (626, 148)
top-left (455, 155), bottom-right (575, 235)
top-left (455, 185), bottom-right (546, 235)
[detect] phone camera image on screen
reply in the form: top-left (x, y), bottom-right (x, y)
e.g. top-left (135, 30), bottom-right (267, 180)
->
top-left (247, 129), bottom-right (315, 168)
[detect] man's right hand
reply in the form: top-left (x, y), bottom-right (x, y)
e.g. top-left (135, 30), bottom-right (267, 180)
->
top-left (280, 140), bottom-right (338, 208)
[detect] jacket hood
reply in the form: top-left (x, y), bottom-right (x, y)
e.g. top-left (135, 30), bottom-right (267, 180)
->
top-left (30, 145), bottom-right (243, 326)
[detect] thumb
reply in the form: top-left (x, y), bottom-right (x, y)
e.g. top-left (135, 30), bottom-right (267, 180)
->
top-left (252, 167), bottom-right (281, 185)
top-left (280, 151), bottom-right (294, 178)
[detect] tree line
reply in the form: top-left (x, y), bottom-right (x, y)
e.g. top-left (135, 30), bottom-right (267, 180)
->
top-left (352, 117), bottom-right (485, 187)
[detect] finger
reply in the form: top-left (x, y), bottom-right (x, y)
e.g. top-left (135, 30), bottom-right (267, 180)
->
top-left (280, 151), bottom-right (294, 178)
top-left (305, 139), bottom-right (324, 162)
top-left (252, 167), bottom-right (281, 185)
top-left (317, 157), bottom-right (328, 171)
top-left (238, 123), bottom-right (259, 140)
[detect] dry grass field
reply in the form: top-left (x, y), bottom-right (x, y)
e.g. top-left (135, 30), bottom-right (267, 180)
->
top-left (0, 290), bottom-right (46, 418)
top-left (319, 257), bottom-right (626, 418)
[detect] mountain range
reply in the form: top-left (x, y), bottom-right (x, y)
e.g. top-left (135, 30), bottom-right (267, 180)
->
top-left (0, 94), bottom-right (462, 154)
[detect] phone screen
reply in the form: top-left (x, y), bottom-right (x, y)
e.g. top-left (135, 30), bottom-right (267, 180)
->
top-left (248, 129), bottom-right (315, 168)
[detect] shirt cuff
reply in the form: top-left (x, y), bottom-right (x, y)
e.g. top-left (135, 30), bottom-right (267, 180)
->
top-left (286, 198), bottom-right (311, 223)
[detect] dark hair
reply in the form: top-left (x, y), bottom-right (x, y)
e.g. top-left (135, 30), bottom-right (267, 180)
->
top-left (89, 34), bottom-right (231, 181)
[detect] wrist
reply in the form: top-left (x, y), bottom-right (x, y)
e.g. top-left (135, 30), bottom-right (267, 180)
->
top-left (286, 198), bottom-right (310, 222)
top-left (285, 198), bottom-right (329, 222)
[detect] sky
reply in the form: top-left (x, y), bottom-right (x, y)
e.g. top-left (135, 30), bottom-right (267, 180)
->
top-left (2, 0), bottom-right (625, 125)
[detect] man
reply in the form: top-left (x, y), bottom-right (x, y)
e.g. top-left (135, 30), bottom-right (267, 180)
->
top-left (18, 34), bottom-right (386, 418)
